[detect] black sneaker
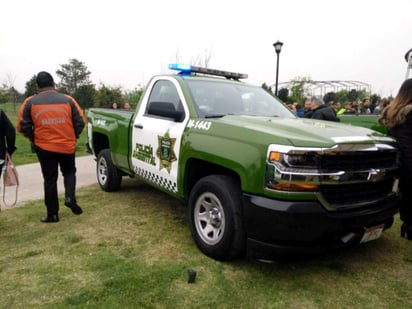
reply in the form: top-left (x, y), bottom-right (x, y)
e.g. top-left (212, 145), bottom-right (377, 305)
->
top-left (65, 202), bottom-right (83, 215)
top-left (41, 214), bottom-right (59, 223)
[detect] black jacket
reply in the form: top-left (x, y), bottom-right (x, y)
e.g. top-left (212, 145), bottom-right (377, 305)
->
top-left (0, 109), bottom-right (16, 159)
top-left (388, 109), bottom-right (412, 177)
top-left (309, 105), bottom-right (339, 122)
top-left (385, 105), bottom-right (412, 223)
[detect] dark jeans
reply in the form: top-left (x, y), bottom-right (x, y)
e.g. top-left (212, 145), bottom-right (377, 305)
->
top-left (35, 147), bottom-right (77, 216)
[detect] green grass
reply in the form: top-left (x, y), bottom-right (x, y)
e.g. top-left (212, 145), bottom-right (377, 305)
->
top-left (1, 178), bottom-right (412, 308)
top-left (2, 103), bottom-right (89, 165)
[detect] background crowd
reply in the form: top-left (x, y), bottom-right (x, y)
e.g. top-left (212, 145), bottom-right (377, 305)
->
top-left (286, 96), bottom-right (391, 121)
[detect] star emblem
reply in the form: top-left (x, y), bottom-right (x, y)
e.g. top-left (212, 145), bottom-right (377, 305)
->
top-left (156, 130), bottom-right (177, 173)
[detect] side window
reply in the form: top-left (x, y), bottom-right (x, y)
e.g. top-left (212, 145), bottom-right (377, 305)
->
top-left (145, 80), bottom-right (185, 121)
top-left (147, 80), bottom-right (181, 112)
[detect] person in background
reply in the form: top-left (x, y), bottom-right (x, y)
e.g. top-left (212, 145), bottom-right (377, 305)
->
top-left (333, 101), bottom-right (346, 115)
top-left (294, 102), bottom-right (303, 117)
top-left (373, 98), bottom-right (391, 115)
top-left (370, 97), bottom-right (378, 113)
top-left (17, 71), bottom-right (85, 223)
top-left (342, 102), bottom-right (356, 114)
top-left (111, 102), bottom-right (118, 109)
top-left (0, 109), bottom-right (17, 177)
top-left (351, 100), bottom-right (361, 115)
top-left (302, 97), bottom-right (312, 118)
top-left (360, 97), bottom-right (372, 114)
top-left (124, 102), bottom-right (131, 111)
top-left (286, 102), bottom-right (296, 113)
top-left (378, 78), bottom-right (412, 240)
top-left (307, 96), bottom-right (339, 122)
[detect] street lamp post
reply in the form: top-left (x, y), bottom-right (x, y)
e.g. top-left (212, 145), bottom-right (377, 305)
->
top-left (273, 40), bottom-right (283, 96)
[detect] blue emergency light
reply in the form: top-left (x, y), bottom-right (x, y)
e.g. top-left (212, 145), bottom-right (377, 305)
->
top-left (168, 63), bottom-right (248, 80)
top-left (168, 63), bottom-right (192, 73)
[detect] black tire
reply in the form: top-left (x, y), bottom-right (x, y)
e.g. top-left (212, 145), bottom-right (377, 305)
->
top-left (96, 149), bottom-right (122, 192)
top-left (188, 175), bottom-right (245, 261)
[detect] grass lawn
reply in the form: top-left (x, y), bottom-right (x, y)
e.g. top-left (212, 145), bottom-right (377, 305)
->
top-left (1, 177), bottom-right (412, 308)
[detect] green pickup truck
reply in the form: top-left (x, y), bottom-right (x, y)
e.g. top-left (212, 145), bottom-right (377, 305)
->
top-left (87, 64), bottom-right (400, 261)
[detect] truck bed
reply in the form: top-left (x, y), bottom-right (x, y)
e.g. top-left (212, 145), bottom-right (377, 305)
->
top-left (87, 108), bottom-right (135, 174)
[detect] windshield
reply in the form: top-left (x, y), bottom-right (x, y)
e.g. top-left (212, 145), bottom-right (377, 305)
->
top-left (185, 79), bottom-right (295, 118)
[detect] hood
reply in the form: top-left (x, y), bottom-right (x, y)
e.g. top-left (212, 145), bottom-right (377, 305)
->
top-left (204, 115), bottom-right (395, 148)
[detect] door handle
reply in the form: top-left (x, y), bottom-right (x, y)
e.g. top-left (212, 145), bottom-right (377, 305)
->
top-left (134, 124), bottom-right (143, 129)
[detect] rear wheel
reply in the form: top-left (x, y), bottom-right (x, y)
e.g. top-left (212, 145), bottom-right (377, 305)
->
top-left (96, 149), bottom-right (122, 191)
top-left (188, 175), bottom-right (245, 261)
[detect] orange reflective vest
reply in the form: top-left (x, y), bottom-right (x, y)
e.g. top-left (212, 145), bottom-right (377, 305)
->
top-left (17, 88), bottom-right (85, 154)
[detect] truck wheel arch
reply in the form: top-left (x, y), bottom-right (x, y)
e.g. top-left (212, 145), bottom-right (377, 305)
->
top-left (92, 132), bottom-right (110, 157)
top-left (183, 158), bottom-right (242, 201)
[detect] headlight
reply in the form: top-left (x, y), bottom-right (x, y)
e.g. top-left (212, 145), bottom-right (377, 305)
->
top-left (269, 151), bottom-right (318, 168)
top-left (266, 146), bottom-right (321, 192)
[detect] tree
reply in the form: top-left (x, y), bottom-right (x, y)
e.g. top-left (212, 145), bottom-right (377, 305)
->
top-left (335, 89), bottom-right (349, 104)
top-left (173, 47), bottom-right (214, 68)
top-left (73, 84), bottom-right (96, 110)
top-left (289, 76), bottom-right (311, 104)
top-left (123, 87), bottom-right (144, 107)
top-left (0, 72), bottom-right (24, 109)
top-left (323, 92), bottom-right (337, 105)
top-left (278, 88), bottom-right (289, 102)
top-left (190, 47), bottom-right (214, 67)
top-left (24, 75), bottom-right (38, 98)
top-left (56, 58), bottom-right (92, 95)
top-left (347, 89), bottom-right (359, 102)
top-left (0, 86), bottom-right (8, 104)
top-left (261, 82), bottom-right (273, 93)
top-left (94, 84), bottom-right (123, 108)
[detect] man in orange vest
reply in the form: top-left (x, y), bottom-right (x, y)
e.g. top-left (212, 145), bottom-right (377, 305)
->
top-left (18, 71), bottom-right (85, 222)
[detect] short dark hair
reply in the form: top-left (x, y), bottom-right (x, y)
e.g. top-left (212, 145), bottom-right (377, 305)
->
top-left (36, 71), bottom-right (54, 88)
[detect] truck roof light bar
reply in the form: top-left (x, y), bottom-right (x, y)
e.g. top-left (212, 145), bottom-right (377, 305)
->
top-left (168, 63), bottom-right (248, 80)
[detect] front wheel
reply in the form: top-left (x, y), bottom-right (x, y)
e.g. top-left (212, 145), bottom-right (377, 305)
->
top-left (96, 149), bottom-right (122, 192)
top-left (188, 175), bottom-right (245, 261)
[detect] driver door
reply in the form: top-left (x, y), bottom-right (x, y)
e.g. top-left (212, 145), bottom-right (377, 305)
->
top-left (131, 77), bottom-right (188, 194)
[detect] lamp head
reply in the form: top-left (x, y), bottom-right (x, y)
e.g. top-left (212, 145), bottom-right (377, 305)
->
top-left (273, 41), bottom-right (283, 54)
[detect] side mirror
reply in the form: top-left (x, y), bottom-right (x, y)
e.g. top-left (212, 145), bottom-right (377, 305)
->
top-left (147, 102), bottom-right (185, 122)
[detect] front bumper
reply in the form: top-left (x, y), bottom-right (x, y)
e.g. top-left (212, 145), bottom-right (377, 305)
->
top-left (242, 193), bottom-right (399, 259)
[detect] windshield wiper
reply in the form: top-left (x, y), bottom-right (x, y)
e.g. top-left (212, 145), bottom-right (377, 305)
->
top-left (204, 113), bottom-right (235, 118)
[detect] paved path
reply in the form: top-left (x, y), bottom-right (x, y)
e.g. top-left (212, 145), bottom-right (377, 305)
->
top-left (1, 155), bottom-right (97, 209)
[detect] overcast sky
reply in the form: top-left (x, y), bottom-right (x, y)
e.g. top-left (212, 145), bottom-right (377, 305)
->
top-left (1, 0), bottom-right (411, 97)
